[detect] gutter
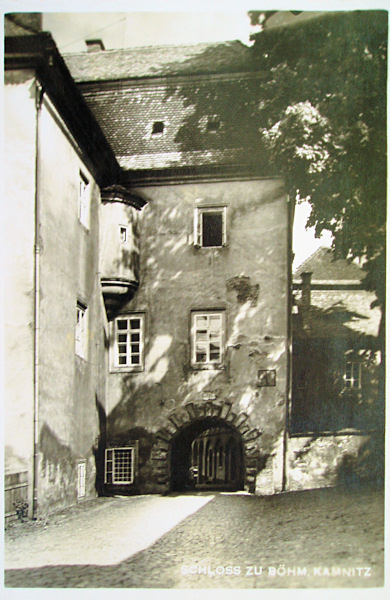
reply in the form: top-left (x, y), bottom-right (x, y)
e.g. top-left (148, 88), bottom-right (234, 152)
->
top-left (32, 82), bottom-right (44, 519)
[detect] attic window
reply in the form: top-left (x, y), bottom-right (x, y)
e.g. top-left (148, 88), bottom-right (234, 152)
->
top-left (152, 121), bottom-right (164, 135)
top-left (206, 116), bottom-right (220, 133)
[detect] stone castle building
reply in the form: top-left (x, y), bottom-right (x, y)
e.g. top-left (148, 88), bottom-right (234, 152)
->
top-left (4, 13), bottom-right (382, 519)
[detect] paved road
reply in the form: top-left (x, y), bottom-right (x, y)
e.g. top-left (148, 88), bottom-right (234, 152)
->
top-left (4, 486), bottom-right (384, 589)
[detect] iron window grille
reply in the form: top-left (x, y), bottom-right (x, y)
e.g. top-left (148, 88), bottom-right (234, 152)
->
top-left (77, 461), bottom-right (86, 498)
top-left (105, 448), bottom-right (135, 485)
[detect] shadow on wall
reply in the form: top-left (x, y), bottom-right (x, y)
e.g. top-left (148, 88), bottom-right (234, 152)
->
top-left (93, 395), bottom-right (107, 495)
top-left (334, 433), bottom-right (384, 488)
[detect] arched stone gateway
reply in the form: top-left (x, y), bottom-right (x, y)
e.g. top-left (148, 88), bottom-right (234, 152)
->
top-left (151, 401), bottom-right (263, 493)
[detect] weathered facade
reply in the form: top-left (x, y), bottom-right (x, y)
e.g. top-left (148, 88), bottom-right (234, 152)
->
top-left (4, 16), bottom-right (120, 517)
top-left (5, 14), bottom-right (382, 519)
top-left (287, 248), bottom-right (383, 490)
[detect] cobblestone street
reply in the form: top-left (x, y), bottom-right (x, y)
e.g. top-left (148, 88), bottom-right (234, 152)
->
top-left (4, 485), bottom-right (384, 590)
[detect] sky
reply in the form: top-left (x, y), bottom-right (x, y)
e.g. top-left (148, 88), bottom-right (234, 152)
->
top-left (5, 1), bottom-right (338, 267)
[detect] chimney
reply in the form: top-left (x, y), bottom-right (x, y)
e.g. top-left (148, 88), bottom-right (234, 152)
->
top-left (300, 272), bottom-right (312, 307)
top-left (85, 39), bottom-right (105, 53)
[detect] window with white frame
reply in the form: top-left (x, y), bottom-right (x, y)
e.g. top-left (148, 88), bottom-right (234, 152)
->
top-left (75, 302), bottom-right (87, 358)
top-left (191, 311), bottom-right (224, 366)
top-left (194, 206), bottom-right (227, 248)
top-left (105, 447), bottom-right (135, 484)
top-left (114, 314), bottom-right (144, 369)
top-left (77, 461), bottom-right (86, 498)
top-left (119, 225), bottom-right (128, 244)
top-left (78, 171), bottom-right (90, 228)
top-left (344, 361), bottom-right (362, 389)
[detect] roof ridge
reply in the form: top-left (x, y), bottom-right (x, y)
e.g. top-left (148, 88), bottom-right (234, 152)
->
top-left (62, 39), bottom-right (246, 56)
top-left (294, 246), bottom-right (329, 273)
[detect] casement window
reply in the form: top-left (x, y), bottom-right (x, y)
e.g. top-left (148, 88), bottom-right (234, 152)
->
top-left (191, 311), bottom-right (224, 366)
top-left (194, 206), bottom-right (227, 248)
top-left (113, 314), bottom-right (144, 369)
top-left (344, 361), bottom-right (362, 389)
top-left (105, 447), bottom-right (135, 485)
top-left (77, 461), bottom-right (86, 498)
top-left (78, 171), bottom-right (90, 228)
top-left (75, 302), bottom-right (87, 358)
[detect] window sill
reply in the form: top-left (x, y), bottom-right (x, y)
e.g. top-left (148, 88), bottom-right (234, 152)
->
top-left (191, 363), bottom-right (225, 371)
top-left (110, 366), bottom-right (144, 374)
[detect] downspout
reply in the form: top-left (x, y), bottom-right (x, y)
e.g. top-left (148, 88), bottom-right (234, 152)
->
top-left (32, 81), bottom-right (44, 519)
top-left (282, 194), bottom-right (294, 492)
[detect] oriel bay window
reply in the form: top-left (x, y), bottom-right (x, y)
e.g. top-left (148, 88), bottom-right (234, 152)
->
top-left (191, 311), bottom-right (224, 367)
top-left (113, 314), bottom-right (144, 370)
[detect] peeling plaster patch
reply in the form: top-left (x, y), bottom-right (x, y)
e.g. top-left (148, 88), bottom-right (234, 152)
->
top-left (227, 276), bottom-right (259, 305)
top-left (268, 342), bottom-right (286, 363)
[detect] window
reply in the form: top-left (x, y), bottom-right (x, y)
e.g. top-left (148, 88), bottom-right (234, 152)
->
top-left (77, 461), bottom-right (86, 498)
top-left (105, 448), bottom-right (135, 485)
top-left (344, 361), bottom-right (362, 389)
top-left (194, 206), bottom-right (227, 248)
top-left (191, 311), bottom-right (224, 367)
top-left (78, 172), bottom-right (89, 228)
top-left (75, 302), bottom-right (87, 358)
top-left (152, 121), bottom-right (164, 135)
top-left (113, 314), bottom-right (144, 369)
top-left (119, 225), bottom-right (128, 244)
top-left (206, 116), bottom-right (220, 133)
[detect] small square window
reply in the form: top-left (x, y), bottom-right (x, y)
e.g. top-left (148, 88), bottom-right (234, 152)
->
top-left (194, 206), bottom-right (227, 248)
top-left (75, 302), bottom-right (87, 359)
top-left (152, 121), bottom-right (164, 135)
top-left (344, 361), bottom-right (362, 389)
top-left (191, 311), bottom-right (224, 367)
top-left (206, 116), bottom-right (220, 133)
top-left (105, 447), bottom-right (135, 485)
top-left (78, 172), bottom-right (90, 228)
top-left (113, 314), bottom-right (145, 370)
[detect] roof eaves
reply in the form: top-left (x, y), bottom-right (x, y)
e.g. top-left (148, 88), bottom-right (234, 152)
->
top-left (5, 33), bottom-right (121, 188)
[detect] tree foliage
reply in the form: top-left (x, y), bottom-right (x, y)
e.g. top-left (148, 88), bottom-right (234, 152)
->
top-left (251, 11), bottom-right (387, 315)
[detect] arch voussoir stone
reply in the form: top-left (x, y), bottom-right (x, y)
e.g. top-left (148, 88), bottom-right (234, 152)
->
top-left (153, 400), bottom-right (264, 492)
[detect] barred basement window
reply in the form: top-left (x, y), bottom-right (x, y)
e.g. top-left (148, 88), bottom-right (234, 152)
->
top-left (105, 448), bottom-right (135, 484)
top-left (194, 206), bottom-right (227, 248)
top-left (191, 311), bottom-right (224, 366)
top-left (114, 314), bottom-right (144, 369)
top-left (344, 361), bottom-right (362, 389)
top-left (77, 461), bottom-right (86, 498)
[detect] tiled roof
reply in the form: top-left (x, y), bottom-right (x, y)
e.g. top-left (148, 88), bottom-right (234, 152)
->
top-left (294, 247), bottom-right (365, 284)
top-left (78, 76), bottom-right (266, 171)
top-left (64, 41), bottom-right (255, 82)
